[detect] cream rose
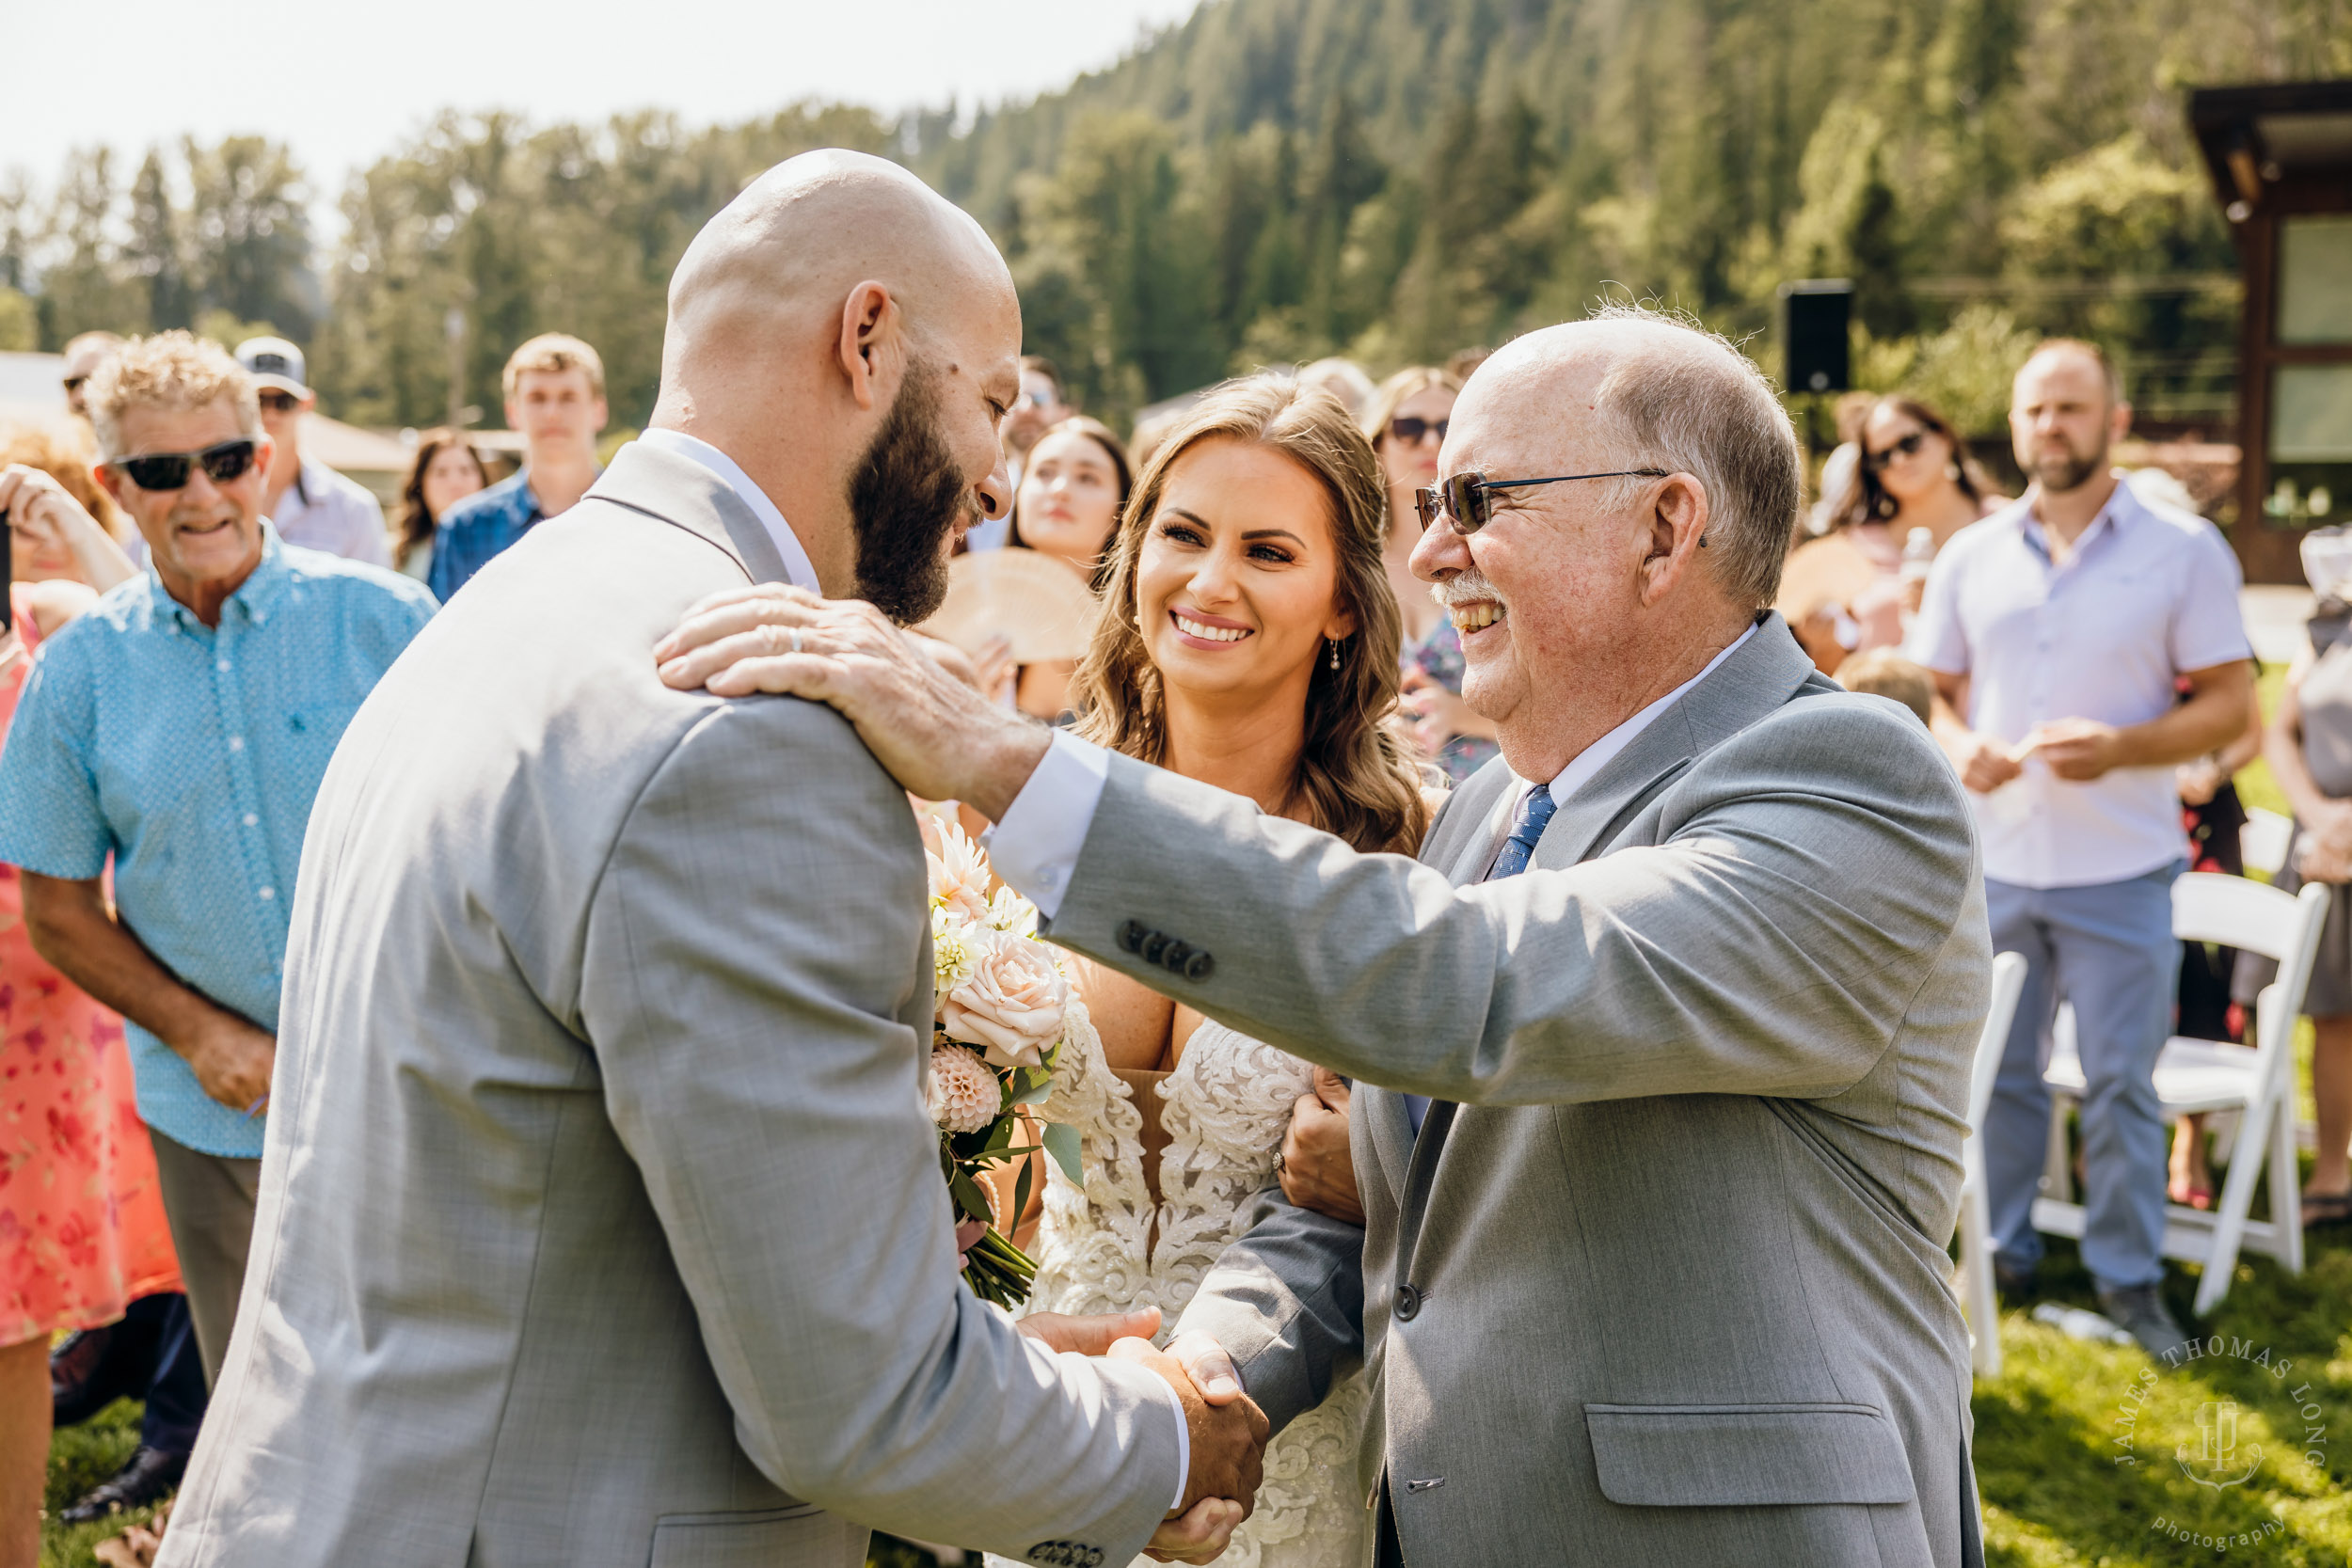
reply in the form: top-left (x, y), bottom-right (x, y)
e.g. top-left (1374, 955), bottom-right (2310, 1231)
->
top-left (942, 928), bottom-right (1068, 1069)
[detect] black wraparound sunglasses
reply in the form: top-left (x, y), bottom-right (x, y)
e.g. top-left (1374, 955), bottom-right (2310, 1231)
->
top-left (1389, 415), bottom-right (1448, 445)
top-left (108, 438), bottom-right (260, 492)
top-left (1414, 467), bottom-right (1670, 535)
top-left (1863, 429), bottom-right (1928, 470)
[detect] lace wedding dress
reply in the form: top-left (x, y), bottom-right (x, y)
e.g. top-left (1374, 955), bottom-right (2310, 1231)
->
top-left (986, 1006), bottom-right (1370, 1568)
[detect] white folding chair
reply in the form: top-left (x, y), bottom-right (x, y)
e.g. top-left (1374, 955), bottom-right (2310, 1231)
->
top-left (2035, 874), bottom-right (2330, 1314)
top-left (1957, 951), bottom-right (2028, 1376)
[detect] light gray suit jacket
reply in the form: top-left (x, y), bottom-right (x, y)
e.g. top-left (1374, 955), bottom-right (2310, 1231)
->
top-left (1052, 620), bottom-right (1990, 1567)
top-left (159, 442), bottom-right (1181, 1568)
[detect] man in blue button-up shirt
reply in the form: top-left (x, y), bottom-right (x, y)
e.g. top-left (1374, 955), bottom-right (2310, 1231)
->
top-left (427, 334), bottom-right (606, 601)
top-left (0, 332), bottom-right (434, 1385)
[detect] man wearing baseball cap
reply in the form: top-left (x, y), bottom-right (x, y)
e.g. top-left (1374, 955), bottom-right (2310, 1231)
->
top-left (235, 337), bottom-right (393, 569)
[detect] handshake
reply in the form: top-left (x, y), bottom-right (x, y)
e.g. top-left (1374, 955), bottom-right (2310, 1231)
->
top-left (1019, 1309), bottom-right (1271, 1564)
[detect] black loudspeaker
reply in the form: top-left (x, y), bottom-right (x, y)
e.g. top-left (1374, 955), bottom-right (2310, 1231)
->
top-left (1779, 280), bottom-right (1852, 394)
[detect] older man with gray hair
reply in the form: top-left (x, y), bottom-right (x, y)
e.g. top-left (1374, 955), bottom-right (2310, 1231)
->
top-left (663, 306), bottom-right (1992, 1567)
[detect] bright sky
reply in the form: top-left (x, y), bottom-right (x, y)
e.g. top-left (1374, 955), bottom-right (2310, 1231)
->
top-left (3, 0), bottom-right (1204, 217)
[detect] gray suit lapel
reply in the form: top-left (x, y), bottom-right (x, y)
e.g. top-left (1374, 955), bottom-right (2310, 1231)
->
top-left (1533, 614), bottom-right (1818, 871)
top-left (586, 439), bottom-right (796, 586)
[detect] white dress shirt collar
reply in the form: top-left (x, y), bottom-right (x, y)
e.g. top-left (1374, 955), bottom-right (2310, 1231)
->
top-left (636, 427), bottom-right (820, 594)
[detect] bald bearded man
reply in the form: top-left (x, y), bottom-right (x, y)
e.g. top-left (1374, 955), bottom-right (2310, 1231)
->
top-left (156, 152), bottom-right (1264, 1568)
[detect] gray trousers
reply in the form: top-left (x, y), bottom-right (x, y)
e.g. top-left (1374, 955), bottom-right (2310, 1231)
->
top-left (1983, 863), bottom-right (2182, 1290)
top-left (149, 1129), bottom-right (262, 1386)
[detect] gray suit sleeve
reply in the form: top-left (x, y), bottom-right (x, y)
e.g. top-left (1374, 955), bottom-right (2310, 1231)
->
top-left (1172, 1182), bottom-right (1365, 1435)
top-left (581, 696), bottom-right (1177, 1562)
top-left (1046, 699), bottom-right (1977, 1106)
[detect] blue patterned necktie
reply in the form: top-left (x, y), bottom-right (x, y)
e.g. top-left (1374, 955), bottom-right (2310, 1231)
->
top-left (1486, 784), bottom-right (1558, 881)
top-left (1406, 784), bottom-right (1557, 1136)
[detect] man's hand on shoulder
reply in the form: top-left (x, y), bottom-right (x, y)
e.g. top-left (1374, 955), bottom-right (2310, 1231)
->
top-left (653, 585), bottom-right (1050, 818)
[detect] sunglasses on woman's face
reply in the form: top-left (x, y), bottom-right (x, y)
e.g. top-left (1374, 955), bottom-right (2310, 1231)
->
top-left (1390, 415), bottom-right (1448, 446)
top-left (1864, 430), bottom-right (1929, 470)
top-left (109, 437), bottom-right (261, 492)
top-left (1413, 466), bottom-right (1670, 534)
top-left (258, 390), bottom-right (302, 415)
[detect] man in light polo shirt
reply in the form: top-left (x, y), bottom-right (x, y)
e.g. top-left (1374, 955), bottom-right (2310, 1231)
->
top-left (1909, 338), bottom-right (2253, 1355)
top-left (237, 336), bottom-right (394, 568)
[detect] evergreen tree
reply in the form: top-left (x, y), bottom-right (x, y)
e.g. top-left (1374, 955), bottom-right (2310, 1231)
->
top-left (126, 150), bottom-right (190, 331)
top-left (39, 148), bottom-right (143, 346)
top-left (184, 136), bottom-right (313, 340)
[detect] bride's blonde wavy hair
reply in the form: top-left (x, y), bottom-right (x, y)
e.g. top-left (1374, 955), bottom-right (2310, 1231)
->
top-left (1073, 377), bottom-right (1429, 856)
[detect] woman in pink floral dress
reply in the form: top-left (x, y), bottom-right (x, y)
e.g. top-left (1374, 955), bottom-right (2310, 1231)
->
top-left (1, 438), bottom-right (179, 1567)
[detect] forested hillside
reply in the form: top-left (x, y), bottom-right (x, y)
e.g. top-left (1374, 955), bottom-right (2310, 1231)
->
top-left (4, 0), bottom-right (2347, 435)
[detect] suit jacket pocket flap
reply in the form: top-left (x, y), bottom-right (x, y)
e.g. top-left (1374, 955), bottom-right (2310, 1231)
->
top-left (649, 1505), bottom-right (848, 1567)
top-left (1584, 1402), bottom-right (1914, 1506)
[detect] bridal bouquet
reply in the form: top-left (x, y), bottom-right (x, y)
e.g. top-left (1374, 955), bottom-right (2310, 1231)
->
top-left (924, 818), bottom-right (1086, 1307)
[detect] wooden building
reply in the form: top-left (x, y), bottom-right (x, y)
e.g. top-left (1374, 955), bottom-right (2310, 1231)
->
top-left (2191, 82), bottom-right (2352, 584)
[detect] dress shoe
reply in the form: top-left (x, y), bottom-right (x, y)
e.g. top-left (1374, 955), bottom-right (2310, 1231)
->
top-left (2094, 1281), bottom-right (2191, 1360)
top-left (51, 1326), bottom-right (137, 1428)
top-left (59, 1445), bottom-right (187, 1525)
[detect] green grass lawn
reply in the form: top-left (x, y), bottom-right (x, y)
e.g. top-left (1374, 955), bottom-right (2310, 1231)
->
top-left (1974, 1224), bottom-right (2352, 1567)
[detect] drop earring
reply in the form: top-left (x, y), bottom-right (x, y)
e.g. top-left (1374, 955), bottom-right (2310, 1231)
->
top-left (1327, 639), bottom-right (1342, 671)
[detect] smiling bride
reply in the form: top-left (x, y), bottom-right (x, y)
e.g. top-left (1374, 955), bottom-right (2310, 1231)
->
top-left (984, 377), bottom-right (1432, 1568)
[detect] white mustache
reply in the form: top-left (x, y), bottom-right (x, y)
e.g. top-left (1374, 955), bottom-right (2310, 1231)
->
top-left (1430, 568), bottom-right (1505, 610)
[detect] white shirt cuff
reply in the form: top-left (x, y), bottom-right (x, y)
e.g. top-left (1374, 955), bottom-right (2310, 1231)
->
top-left (981, 729), bottom-right (1109, 922)
top-left (1156, 1373), bottom-right (1191, 1513)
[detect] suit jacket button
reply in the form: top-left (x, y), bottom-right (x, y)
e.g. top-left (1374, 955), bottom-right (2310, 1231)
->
top-left (1184, 950), bottom-right (1215, 981)
top-left (1140, 931), bottom-right (1170, 964)
top-left (1393, 1283), bottom-right (1422, 1322)
top-left (1162, 940), bottom-right (1192, 973)
top-left (1118, 920), bottom-right (1148, 954)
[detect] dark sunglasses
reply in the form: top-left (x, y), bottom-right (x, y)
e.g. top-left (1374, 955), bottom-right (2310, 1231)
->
top-left (257, 390), bottom-right (302, 414)
top-left (1390, 415), bottom-right (1448, 445)
top-left (109, 438), bottom-right (260, 492)
top-left (1414, 467), bottom-right (1670, 535)
top-left (1864, 430), bottom-right (1928, 470)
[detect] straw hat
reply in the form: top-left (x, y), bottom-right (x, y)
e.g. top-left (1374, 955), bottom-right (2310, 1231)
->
top-left (921, 548), bottom-right (1099, 664)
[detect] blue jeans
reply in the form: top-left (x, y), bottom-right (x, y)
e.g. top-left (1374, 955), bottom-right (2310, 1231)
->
top-left (1983, 863), bottom-right (2183, 1290)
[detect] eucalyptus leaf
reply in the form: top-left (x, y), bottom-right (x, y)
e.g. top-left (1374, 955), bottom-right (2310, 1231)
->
top-left (1042, 1121), bottom-right (1084, 1188)
top-left (1013, 1157), bottom-right (1035, 1230)
top-left (949, 1169), bottom-right (992, 1223)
